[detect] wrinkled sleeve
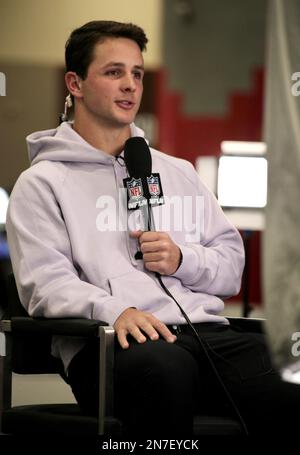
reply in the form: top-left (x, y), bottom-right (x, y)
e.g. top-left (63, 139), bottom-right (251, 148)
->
top-left (6, 172), bottom-right (129, 325)
top-left (171, 166), bottom-right (245, 298)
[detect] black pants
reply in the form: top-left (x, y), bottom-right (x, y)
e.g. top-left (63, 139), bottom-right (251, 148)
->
top-left (67, 322), bottom-right (300, 436)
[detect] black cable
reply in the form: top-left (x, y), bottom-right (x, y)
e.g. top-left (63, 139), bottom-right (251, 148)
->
top-left (115, 154), bottom-right (127, 167)
top-left (155, 271), bottom-right (249, 435)
top-left (122, 162), bottom-right (248, 434)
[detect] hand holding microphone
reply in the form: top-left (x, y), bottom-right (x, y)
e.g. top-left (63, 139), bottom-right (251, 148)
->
top-left (130, 230), bottom-right (181, 275)
top-left (123, 136), bottom-right (181, 274)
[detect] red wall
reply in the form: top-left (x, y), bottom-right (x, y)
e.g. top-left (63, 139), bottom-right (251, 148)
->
top-left (154, 68), bottom-right (264, 305)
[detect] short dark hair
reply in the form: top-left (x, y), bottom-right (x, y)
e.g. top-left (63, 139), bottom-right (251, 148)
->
top-left (65, 20), bottom-right (148, 79)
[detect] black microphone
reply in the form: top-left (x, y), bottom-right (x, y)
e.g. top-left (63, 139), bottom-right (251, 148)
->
top-left (123, 137), bottom-right (164, 258)
top-left (124, 137), bottom-right (152, 179)
top-left (123, 137), bottom-right (164, 228)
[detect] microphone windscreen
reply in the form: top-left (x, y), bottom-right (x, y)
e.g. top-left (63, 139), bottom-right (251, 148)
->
top-left (124, 137), bottom-right (152, 178)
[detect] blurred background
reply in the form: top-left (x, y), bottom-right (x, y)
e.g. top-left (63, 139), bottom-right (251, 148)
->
top-left (1, 0), bottom-right (300, 400)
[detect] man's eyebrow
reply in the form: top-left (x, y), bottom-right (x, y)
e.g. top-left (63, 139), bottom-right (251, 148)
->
top-left (102, 62), bottom-right (144, 71)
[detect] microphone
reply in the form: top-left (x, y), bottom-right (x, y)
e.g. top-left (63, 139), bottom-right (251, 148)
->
top-left (123, 137), bottom-right (164, 231)
top-left (124, 137), bottom-right (152, 179)
top-left (123, 137), bottom-right (164, 259)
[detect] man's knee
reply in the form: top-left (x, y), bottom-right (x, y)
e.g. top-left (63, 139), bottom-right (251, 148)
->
top-left (115, 339), bottom-right (199, 390)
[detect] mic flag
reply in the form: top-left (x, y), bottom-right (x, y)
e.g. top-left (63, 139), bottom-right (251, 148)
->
top-left (123, 137), bottom-right (164, 210)
top-left (146, 174), bottom-right (164, 207)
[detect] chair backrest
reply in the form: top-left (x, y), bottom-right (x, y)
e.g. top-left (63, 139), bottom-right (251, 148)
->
top-left (6, 273), bottom-right (64, 375)
top-left (6, 273), bottom-right (27, 317)
top-left (0, 275), bottom-right (120, 436)
top-left (0, 256), bottom-right (12, 319)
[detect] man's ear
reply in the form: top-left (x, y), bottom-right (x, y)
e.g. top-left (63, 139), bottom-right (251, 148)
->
top-left (65, 72), bottom-right (83, 99)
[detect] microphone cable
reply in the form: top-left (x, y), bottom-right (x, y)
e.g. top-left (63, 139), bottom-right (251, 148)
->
top-left (119, 151), bottom-right (248, 434)
top-left (155, 271), bottom-right (248, 436)
top-left (146, 205), bottom-right (249, 435)
top-left (115, 154), bottom-right (126, 167)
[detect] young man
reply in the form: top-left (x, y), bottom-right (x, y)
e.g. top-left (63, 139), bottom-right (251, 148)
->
top-left (6, 21), bottom-right (300, 436)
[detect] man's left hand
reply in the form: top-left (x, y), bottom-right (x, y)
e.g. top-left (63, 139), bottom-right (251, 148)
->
top-left (130, 230), bottom-right (181, 275)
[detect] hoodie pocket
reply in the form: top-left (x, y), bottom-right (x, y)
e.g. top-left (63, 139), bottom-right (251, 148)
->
top-left (108, 270), bottom-right (168, 312)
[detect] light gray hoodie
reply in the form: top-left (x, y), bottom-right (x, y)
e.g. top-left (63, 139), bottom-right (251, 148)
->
top-left (6, 122), bottom-right (245, 369)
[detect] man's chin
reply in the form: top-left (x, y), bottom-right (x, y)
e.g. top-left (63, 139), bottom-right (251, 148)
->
top-left (114, 106), bottom-right (139, 122)
top-left (114, 114), bottom-right (136, 127)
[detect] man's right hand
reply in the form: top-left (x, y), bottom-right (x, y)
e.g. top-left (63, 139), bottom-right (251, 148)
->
top-left (113, 308), bottom-right (177, 349)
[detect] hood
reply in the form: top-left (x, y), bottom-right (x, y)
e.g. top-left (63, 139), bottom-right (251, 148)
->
top-left (26, 121), bottom-right (146, 166)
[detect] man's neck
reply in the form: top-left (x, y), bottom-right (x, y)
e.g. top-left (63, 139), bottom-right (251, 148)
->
top-left (72, 114), bottom-right (131, 156)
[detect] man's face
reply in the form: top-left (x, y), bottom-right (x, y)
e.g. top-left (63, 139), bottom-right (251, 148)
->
top-left (78, 37), bottom-right (144, 128)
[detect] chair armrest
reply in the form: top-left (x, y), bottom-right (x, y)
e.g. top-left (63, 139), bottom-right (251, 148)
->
top-left (0, 317), bottom-right (110, 337)
top-left (227, 316), bottom-right (265, 333)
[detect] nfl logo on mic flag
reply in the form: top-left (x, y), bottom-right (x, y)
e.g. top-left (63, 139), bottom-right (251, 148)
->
top-left (125, 177), bottom-right (147, 209)
top-left (124, 173), bottom-right (164, 210)
top-left (147, 174), bottom-right (164, 206)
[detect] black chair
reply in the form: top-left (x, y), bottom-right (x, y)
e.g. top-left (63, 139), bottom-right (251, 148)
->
top-left (0, 275), bottom-right (264, 436)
